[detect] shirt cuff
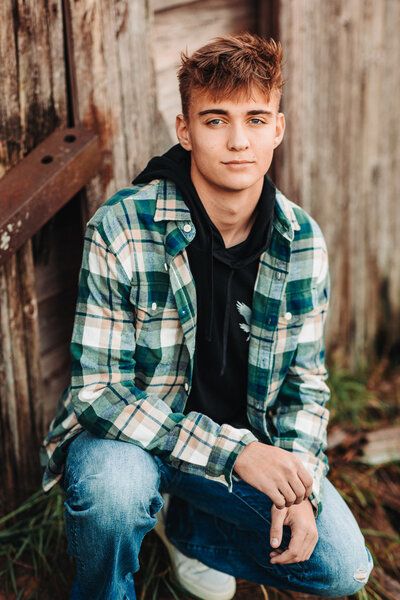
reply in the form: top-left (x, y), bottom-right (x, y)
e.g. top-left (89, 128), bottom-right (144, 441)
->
top-left (223, 431), bottom-right (259, 492)
top-left (205, 429), bottom-right (259, 491)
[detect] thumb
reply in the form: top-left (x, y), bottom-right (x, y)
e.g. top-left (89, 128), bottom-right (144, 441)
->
top-left (270, 505), bottom-right (286, 548)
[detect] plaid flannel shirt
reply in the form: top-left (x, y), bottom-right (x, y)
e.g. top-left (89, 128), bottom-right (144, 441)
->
top-left (40, 178), bottom-right (331, 517)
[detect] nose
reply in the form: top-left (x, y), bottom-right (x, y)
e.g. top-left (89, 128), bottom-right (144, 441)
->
top-left (227, 124), bottom-right (249, 152)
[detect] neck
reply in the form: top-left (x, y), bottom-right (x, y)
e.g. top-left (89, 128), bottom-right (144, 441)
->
top-left (190, 167), bottom-right (263, 248)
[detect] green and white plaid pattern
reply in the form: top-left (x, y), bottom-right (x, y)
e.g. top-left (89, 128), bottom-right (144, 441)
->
top-left (40, 178), bottom-right (331, 517)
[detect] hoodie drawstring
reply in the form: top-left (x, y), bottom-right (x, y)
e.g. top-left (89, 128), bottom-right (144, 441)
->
top-left (206, 229), bottom-right (214, 342)
top-left (220, 268), bottom-right (235, 376)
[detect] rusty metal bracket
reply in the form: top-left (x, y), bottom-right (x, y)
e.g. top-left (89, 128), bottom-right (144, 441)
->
top-left (0, 126), bottom-right (101, 265)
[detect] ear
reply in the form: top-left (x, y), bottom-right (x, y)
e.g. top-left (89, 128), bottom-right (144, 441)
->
top-left (273, 112), bottom-right (285, 149)
top-left (176, 114), bottom-right (192, 151)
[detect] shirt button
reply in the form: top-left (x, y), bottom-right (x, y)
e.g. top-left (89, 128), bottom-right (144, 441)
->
top-left (284, 311), bottom-right (292, 321)
top-left (183, 223), bottom-right (192, 233)
top-left (151, 302), bottom-right (157, 311)
top-left (184, 382), bottom-right (189, 392)
top-left (275, 272), bottom-right (282, 280)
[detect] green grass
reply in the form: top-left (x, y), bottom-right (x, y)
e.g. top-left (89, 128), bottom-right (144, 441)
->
top-left (0, 487), bottom-right (71, 598)
top-left (327, 365), bottom-right (375, 427)
top-left (326, 361), bottom-right (399, 429)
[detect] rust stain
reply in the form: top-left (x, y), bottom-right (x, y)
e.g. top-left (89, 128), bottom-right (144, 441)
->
top-left (82, 96), bottom-right (116, 191)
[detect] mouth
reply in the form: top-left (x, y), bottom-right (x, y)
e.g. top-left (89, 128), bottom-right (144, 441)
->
top-left (222, 160), bottom-right (256, 165)
top-left (222, 160), bottom-right (255, 165)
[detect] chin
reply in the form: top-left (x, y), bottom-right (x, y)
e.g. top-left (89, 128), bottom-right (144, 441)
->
top-left (226, 184), bottom-right (254, 192)
top-left (217, 176), bottom-right (259, 192)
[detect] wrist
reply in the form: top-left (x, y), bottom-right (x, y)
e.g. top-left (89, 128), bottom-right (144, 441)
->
top-left (233, 440), bottom-right (258, 473)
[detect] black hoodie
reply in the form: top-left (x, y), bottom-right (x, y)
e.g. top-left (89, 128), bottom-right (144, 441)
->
top-left (133, 144), bottom-right (275, 430)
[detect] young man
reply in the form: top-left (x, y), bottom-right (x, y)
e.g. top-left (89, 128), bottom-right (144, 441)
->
top-left (40, 33), bottom-right (373, 599)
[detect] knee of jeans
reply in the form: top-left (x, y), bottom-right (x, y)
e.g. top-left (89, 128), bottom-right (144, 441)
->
top-left (317, 544), bottom-right (373, 597)
top-left (346, 545), bottom-right (374, 594)
top-left (65, 469), bottom-right (164, 534)
top-left (64, 437), bottom-right (163, 531)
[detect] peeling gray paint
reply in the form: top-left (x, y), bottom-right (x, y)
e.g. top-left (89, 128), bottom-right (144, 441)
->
top-left (0, 231), bottom-right (11, 251)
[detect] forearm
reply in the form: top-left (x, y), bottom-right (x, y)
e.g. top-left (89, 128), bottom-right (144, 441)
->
top-left (72, 378), bottom-right (258, 489)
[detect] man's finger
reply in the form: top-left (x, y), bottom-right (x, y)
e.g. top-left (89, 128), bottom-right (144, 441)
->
top-left (277, 482), bottom-right (297, 506)
top-left (269, 505), bottom-right (286, 549)
top-left (270, 524), bottom-right (305, 564)
top-left (296, 465), bottom-right (313, 497)
top-left (269, 488), bottom-right (287, 510)
top-left (288, 478), bottom-right (306, 504)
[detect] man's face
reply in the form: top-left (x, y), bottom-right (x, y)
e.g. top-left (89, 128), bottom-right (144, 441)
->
top-left (176, 86), bottom-right (285, 194)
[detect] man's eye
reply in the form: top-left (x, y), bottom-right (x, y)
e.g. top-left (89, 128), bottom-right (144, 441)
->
top-left (249, 118), bottom-right (266, 125)
top-left (206, 119), bottom-right (224, 126)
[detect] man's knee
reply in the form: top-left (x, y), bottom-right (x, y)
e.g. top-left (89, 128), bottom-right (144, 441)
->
top-left (310, 478), bottom-right (374, 596)
top-left (63, 431), bottom-right (164, 533)
top-left (313, 542), bottom-right (373, 597)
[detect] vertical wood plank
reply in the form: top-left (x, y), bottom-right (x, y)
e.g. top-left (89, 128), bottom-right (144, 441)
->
top-left (274, 0), bottom-right (400, 369)
top-left (68, 0), bottom-right (158, 216)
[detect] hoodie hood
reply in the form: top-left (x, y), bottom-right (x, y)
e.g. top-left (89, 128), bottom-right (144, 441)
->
top-left (132, 143), bottom-right (276, 375)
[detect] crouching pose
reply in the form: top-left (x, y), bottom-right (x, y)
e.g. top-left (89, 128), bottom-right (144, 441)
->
top-left (40, 32), bottom-right (374, 599)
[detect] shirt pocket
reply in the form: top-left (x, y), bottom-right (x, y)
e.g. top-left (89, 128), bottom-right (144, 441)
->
top-left (134, 280), bottom-right (182, 350)
top-left (274, 287), bottom-right (316, 353)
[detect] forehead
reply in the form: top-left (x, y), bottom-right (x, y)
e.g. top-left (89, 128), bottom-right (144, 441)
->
top-left (189, 86), bottom-right (280, 115)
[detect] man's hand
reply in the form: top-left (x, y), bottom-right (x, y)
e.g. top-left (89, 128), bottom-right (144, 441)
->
top-left (269, 499), bottom-right (318, 565)
top-left (234, 441), bottom-right (314, 508)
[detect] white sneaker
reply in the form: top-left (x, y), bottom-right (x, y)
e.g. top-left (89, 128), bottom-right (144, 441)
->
top-left (153, 493), bottom-right (236, 600)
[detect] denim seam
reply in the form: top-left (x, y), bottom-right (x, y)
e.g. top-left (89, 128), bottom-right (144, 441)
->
top-left (231, 488), bottom-right (272, 526)
top-left (66, 504), bottom-right (86, 582)
top-left (172, 539), bottom-right (250, 556)
top-left (72, 517), bottom-right (82, 579)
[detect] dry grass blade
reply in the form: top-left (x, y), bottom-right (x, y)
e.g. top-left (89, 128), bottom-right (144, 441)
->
top-left (260, 584), bottom-right (270, 599)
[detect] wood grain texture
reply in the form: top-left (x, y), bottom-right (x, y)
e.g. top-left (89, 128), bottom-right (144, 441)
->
top-left (68, 0), bottom-right (158, 215)
top-left (275, 0), bottom-right (400, 369)
top-left (0, 0), bottom-right (161, 509)
top-left (153, 0), bottom-right (199, 13)
top-left (0, 0), bottom-right (66, 513)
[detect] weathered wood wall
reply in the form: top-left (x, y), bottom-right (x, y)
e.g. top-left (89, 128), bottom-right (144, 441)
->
top-left (0, 0), bottom-right (67, 512)
top-left (275, 0), bottom-right (400, 370)
top-left (0, 0), bottom-right (160, 513)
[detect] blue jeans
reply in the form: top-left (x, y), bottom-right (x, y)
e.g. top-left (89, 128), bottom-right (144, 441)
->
top-left (61, 431), bottom-right (374, 599)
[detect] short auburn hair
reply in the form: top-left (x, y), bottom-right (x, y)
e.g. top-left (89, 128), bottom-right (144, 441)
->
top-left (177, 32), bottom-right (284, 118)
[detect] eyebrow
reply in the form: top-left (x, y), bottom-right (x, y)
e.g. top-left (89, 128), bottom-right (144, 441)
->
top-left (198, 109), bottom-right (274, 117)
